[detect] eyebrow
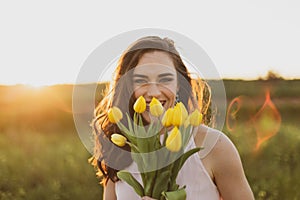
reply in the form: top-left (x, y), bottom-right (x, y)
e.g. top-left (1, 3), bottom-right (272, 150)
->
top-left (132, 74), bottom-right (148, 78)
top-left (133, 73), bottom-right (175, 78)
top-left (158, 73), bottom-right (176, 78)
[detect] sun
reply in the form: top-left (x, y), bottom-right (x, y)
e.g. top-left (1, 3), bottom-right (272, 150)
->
top-left (24, 81), bottom-right (51, 90)
top-left (26, 84), bottom-right (45, 90)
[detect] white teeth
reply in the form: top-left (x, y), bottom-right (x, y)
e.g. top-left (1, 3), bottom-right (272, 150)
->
top-left (146, 101), bottom-right (166, 106)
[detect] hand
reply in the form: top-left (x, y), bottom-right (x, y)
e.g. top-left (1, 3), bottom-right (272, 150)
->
top-left (141, 196), bottom-right (157, 200)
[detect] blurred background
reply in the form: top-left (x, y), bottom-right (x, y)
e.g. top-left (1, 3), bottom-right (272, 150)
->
top-left (1, 75), bottom-right (300, 200)
top-left (1, 1), bottom-right (300, 199)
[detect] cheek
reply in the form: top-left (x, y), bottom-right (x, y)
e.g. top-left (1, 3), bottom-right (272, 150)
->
top-left (162, 86), bottom-right (176, 101)
top-left (133, 87), bottom-right (145, 99)
top-left (164, 85), bottom-right (177, 97)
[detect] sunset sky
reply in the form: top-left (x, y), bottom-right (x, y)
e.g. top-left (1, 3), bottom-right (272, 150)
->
top-left (1, 0), bottom-right (300, 86)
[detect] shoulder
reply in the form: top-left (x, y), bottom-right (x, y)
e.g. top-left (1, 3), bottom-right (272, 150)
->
top-left (194, 125), bottom-right (240, 164)
top-left (194, 126), bottom-right (255, 199)
top-left (194, 125), bottom-right (243, 178)
top-left (194, 125), bottom-right (226, 158)
top-left (208, 130), bottom-right (244, 179)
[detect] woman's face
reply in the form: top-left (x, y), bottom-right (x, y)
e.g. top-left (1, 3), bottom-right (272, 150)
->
top-left (132, 51), bottom-right (178, 122)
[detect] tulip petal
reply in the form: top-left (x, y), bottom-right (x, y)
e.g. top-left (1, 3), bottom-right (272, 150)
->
top-left (189, 109), bottom-right (203, 126)
top-left (108, 107), bottom-right (123, 123)
top-left (149, 97), bottom-right (164, 117)
top-left (133, 96), bottom-right (146, 113)
top-left (111, 134), bottom-right (127, 147)
top-left (166, 127), bottom-right (182, 152)
top-left (161, 108), bottom-right (174, 127)
top-left (172, 102), bottom-right (188, 126)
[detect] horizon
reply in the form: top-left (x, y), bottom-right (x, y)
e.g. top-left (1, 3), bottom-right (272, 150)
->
top-left (3, 71), bottom-right (298, 87)
top-left (1, 71), bottom-right (299, 88)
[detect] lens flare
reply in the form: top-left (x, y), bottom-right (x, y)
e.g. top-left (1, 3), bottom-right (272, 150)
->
top-left (252, 90), bottom-right (281, 151)
top-left (226, 97), bottom-right (242, 131)
top-left (226, 90), bottom-right (281, 152)
top-left (226, 96), bottom-right (256, 131)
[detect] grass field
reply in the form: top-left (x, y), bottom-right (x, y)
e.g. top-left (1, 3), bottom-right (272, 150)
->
top-left (0, 79), bottom-right (299, 200)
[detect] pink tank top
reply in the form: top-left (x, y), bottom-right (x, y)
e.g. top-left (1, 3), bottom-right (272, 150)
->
top-left (115, 127), bottom-right (222, 200)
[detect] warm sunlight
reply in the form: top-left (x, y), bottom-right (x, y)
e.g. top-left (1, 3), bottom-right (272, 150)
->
top-left (21, 79), bottom-right (62, 89)
top-left (25, 83), bottom-right (47, 90)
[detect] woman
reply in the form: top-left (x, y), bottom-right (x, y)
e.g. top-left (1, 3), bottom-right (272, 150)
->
top-left (91, 36), bottom-right (254, 200)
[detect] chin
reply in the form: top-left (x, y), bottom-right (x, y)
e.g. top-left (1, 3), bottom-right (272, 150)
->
top-left (141, 112), bottom-right (151, 124)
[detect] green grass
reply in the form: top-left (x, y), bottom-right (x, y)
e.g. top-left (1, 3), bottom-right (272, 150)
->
top-left (225, 123), bottom-right (300, 200)
top-left (0, 130), bottom-right (102, 200)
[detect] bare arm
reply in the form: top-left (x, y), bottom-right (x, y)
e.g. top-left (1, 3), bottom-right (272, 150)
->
top-left (210, 133), bottom-right (254, 200)
top-left (103, 179), bottom-right (117, 200)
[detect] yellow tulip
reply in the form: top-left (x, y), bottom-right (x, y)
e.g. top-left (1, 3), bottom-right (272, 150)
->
top-left (172, 102), bottom-right (188, 126)
top-left (149, 97), bottom-right (164, 117)
top-left (183, 116), bottom-right (190, 128)
top-left (108, 107), bottom-right (123, 123)
top-left (133, 96), bottom-right (146, 113)
top-left (166, 126), bottom-right (182, 152)
top-left (189, 109), bottom-right (203, 126)
top-left (161, 108), bottom-right (174, 127)
top-left (111, 134), bottom-right (127, 147)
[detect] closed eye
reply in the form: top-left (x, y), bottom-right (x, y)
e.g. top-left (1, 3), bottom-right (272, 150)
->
top-left (158, 77), bottom-right (174, 83)
top-left (133, 79), bottom-right (148, 84)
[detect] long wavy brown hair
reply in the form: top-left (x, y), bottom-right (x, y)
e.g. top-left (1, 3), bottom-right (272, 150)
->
top-left (90, 36), bottom-right (212, 185)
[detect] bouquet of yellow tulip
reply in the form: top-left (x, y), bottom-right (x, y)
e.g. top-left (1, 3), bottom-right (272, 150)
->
top-left (108, 96), bottom-right (203, 200)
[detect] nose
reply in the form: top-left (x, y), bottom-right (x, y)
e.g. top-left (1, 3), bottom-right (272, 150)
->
top-left (147, 82), bottom-right (161, 97)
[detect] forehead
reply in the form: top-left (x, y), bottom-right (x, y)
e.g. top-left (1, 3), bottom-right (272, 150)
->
top-left (137, 51), bottom-right (174, 66)
top-left (133, 51), bottom-right (176, 76)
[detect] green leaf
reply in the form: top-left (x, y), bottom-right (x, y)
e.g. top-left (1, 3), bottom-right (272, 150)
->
top-left (162, 129), bottom-right (168, 146)
top-left (134, 114), bottom-right (147, 138)
top-left (117, 171), bottom-right (144, 197)
top-left (179, 125), bottom-right (192, 147)
top-left (117, 122), bottom-right (136, 143)
top-left (126, 113), bottom-right (134, 134)
top-left (170, 147), bottom-right (201, 183)
top-left (180, 147), bottom-right (201, 168)
top-left (161, 186), bottom-right (186, 200)
top-left (143, 171), bottom-right (157, 196)
top-left (152, 170), bottom-right (171, 199)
